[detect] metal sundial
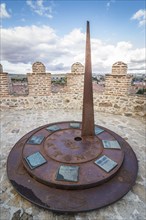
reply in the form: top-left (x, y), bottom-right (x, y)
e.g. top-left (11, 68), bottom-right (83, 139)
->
top-left (7, 21), bottom-right (138, 213)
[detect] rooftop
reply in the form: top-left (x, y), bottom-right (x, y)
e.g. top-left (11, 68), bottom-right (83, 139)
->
top-left (1, 109), bottom-right (145, 220)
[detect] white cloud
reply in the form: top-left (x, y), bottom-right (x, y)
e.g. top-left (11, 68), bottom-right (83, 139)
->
top-left (26, 0), bottom-right (53, 18)
top-left (106, 0), bottom-right (115, 10)
top-left (1, 60), bottom-right (32, 74)
top-left (0, 3), bottom-right (11, 19)
top-left (1, 25), bottom-right (59, 64)
top-left (131, 9), bottom-right (146, 27)
top-left (1, 25), bottom-right (145, 74)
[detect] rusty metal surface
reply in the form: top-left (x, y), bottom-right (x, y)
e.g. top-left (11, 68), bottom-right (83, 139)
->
top-left (44, 128), bottom-right (102, 163)
top-left (82, 21), bottom-right (95, 137)
top-left (20, 122), bottom-right (124, 190)
top-left (7, 123), bottom-right (138, 213)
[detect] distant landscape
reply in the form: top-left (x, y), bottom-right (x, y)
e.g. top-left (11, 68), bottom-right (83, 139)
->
top-left (8, 73), bottom-right (146, 96)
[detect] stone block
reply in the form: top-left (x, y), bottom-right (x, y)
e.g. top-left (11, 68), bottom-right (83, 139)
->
top-left (32, 62), bottom-right (46, 74)
top-left (71, 62), bottom-right (84, 75)
top-left (99, 102), bottom-right (112, 107)
top-left (112, 61), bottom-right (127, 75)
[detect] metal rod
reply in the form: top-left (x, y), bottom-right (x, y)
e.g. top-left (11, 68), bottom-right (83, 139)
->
top-left (81, 21), bottom-right (95, 137)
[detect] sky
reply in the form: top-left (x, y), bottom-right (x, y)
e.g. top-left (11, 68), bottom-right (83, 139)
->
top-left (0, 0), bottom-right (146, 75)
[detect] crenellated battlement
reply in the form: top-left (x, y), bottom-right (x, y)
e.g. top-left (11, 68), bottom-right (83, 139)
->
top-left (0, 62), bottom-right (145, 117)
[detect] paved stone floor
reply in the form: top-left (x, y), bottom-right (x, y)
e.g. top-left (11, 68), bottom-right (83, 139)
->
top-left (0, 109), bottom-right (146, 220)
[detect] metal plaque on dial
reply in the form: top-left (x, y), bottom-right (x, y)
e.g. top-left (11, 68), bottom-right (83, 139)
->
top-left (56, 165), bottom-right (79, 182)
top-left (70, 123), bottom-right (80, 128)
top-left (46, 125), bottom-right (60, 132)
top-left (95, 155), bottom-right (118, 172)
top-left (102, 140), bottom-right (121, 149)
top-left (25, 152), bottom-right (47, 169)
top-left (27, 135), bottom-right (44, 145)
top-left (95, 127), bottom-right (104, 135)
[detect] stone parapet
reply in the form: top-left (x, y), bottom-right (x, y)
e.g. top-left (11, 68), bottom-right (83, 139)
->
top-left (67, 73), bottom-right (84, 93)
top-left (112, 61), bottom-right (127, 75)
top-left (1, 61), bottom-right (145, 117)
top-left (0, 93), bottom-right (145, 117)
top-left (104, 61), bottom-right (132, 96)
top-left (105, 74), bottom-right (132, 96)
top-left (0, 64), bottom-right (3, 73)
top-left (0, 72), bottom-right (10, 97)
top-left (32, 62), bottom-right (46, 74)
top-left (27, 73), bottom-right (51, 96)
top-left (71, 62), bottom-right (84, 75)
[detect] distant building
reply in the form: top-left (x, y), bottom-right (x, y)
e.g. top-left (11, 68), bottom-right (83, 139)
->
top-left (9, 74), bottom-right (27, 82)
top-left (51, 74), bottom-right (66, 81)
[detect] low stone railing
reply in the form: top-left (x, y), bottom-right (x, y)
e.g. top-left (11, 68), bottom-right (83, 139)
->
top-left (0, 92), bottom-right (145, 117)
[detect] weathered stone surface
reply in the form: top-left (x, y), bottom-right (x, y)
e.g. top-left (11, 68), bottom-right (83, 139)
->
top-left (99, 102), bottom-right (112, 107)
top-left (0, 207), bottom-right (11, 220)
top-left (11, 209), bottom-right (33, 220)
top-left (0, 63), bottom-right (3, 73)
top-left (20, 212), bottom-right (33, 220)
top-left (132, 183), bottom-right (146, 203)
top-left (0, 72), bottom-right (10, 96)
top-left (27, 73), bottom-right (51, 96)
top-left (134, 105), bottom-right (144, 112)
top-left (124, 112), bottom-right (133, 117)
top-left (1, 109), bottom-right (145, 220)
top-left (71, 62), bottom-right (84, 75)
top-left (12, 210), bottom-right (21, 220)
top-left (32, 62), bottom-right (46, 74)
top-left (112, 61), bottom-right (127, 75)
top-left (114, 104), bottom-right (120, 108)
top-left (135, 100), bottom-right (144, 104)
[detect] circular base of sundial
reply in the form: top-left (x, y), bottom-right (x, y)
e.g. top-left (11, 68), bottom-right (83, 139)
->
top-left (7, 121), bottom-right (138, 213)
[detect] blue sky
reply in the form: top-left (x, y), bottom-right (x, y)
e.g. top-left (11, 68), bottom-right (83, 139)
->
top-left (0, 0), bottom-right (146, 74)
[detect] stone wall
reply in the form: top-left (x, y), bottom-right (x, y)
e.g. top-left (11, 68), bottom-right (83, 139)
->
top-left (27, 62), bottom-right (51, 96)
top-left (105, 74), bottom-right (132, 96)
top-left (27, 73), bottom-right (51, 96)
top-left (0, 66), bottom-right (10, 97)
top-left (71, 62), bottom-right (84, 75)
top-left (67, 62), bottom-right (84, 93)
top-left (0, 61), bottom-right (146, 117)
top-left (67, 73), bottom-right (84, 93)
top-left (105, 61), bottom-right (132, 96)
top-left (112, 61), bottom-right (127, 75)
top-left (0, 93), bottom-right (145, 117)
top-left (32, 61), bottom-right (46, 74)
